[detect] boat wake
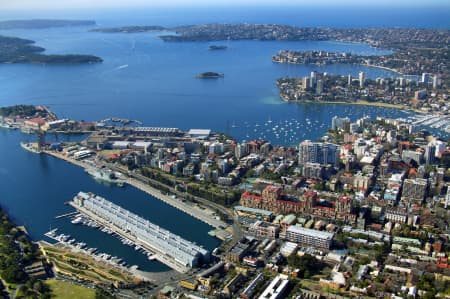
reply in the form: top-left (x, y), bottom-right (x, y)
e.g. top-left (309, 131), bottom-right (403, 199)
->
top-left (115, 64), bottom-right (129, 70)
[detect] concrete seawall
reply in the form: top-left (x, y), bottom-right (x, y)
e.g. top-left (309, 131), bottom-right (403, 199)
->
top-left (127, 178), bottom-right (225, 229)
top-left (44, 151), bottom-right (227, 230)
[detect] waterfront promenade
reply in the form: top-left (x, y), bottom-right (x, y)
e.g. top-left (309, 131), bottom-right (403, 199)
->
top-left (127, 178), bottom-right (226, 229)
top-left (44, 150), bottom-right (228, 230)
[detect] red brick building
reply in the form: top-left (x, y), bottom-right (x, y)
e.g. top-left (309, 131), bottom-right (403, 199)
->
top-left (240, 186), bottom-right (316, 214)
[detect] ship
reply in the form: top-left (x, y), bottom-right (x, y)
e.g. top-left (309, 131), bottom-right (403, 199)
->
top-left (208, 45), bottom-right (228, 50)
top-left (20, 142), bottom-right (42, 154)
top-left (86, 168), bottom-right (126, 187)
top-left (196, 72), bottom-right (224, 79)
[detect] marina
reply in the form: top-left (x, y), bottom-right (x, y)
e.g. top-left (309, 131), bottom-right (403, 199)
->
top-left (54, 211), bottom-right (79, 219)
top-left (407, 114), bottom-right (450, 133)
top-left (69, 191), bottom-right (211, 273)
top-left (44, 228), bottom-right (132, 270)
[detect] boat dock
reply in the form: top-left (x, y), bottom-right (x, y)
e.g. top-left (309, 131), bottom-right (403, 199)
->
top-left (54, 211), bottom-right (79, 219)
top-left (68, 194), bottom-right (198, 273)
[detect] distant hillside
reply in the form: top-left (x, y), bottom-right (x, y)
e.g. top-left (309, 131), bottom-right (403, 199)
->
top-left (0, 19), bottom-right (96, 29)
top-left (0, 35), bottom-right (102, 64)
top-left (90, 25), bottom-right (166, 33)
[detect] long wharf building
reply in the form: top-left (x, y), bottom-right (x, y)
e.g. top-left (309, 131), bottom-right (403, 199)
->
top-left (72, 192), bottom-right (209, 272)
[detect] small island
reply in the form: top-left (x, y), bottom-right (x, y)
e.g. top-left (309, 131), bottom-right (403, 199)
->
top-left (196, 72), bottom-right (224, 79)
top-left (90, 25), bottom-right (166, 33)
top-left (0, 35), bottom-right (102, 64)
top-left (208, 45), bottom-right (228, 50)
top-left (0, 19), bottom-right (96, 29)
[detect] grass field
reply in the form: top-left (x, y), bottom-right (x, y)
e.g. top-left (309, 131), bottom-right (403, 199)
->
top-left (47, 279), bottom-right (95, 299)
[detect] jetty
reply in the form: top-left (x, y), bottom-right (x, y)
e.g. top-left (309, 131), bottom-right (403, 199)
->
top-left (69, 192), bottom-right (211, 273)
top-left (54, 211), bottom-right (78, 219)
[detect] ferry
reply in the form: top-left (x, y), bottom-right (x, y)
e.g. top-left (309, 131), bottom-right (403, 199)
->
top-left (20, 142), bottom-right (42, 154)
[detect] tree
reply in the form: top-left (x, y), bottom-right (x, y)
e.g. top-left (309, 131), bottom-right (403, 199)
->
top-left (95, 287), bottom-right (116, 299)
top-left (2, 264), bottom-right (26, 283)
top-left (287, 254), bottom-right (322, 278)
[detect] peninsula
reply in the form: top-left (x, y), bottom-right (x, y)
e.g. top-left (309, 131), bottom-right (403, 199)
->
top-left (0, 19), bottom-right (96, 29)
top-left (160, 24), bottom-right (449, 81)
top-left (90, 25), bottom-right (166, 33)
top-left (275, 70), bottom-right (450, 113)
top-left (92, 23), bottom-right (448, 83)
top-left (157, 24), bottom-right (449, 47)
top-left (0, 35), bottom-right (102, 64)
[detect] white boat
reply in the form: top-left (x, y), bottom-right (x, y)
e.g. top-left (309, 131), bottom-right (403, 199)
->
top-left (71, 216), bottom-right (83, 225)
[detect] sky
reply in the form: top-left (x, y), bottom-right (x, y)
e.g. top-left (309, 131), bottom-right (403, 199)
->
top-left (1, 0), bottom-right (449, 10)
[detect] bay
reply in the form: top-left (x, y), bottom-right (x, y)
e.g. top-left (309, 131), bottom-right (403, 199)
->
top-left (0, 6), bottom-right (447, 271)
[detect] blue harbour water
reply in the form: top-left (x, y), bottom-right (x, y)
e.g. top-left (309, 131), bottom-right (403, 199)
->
top-left (0, 6), bottom-right (448, 271)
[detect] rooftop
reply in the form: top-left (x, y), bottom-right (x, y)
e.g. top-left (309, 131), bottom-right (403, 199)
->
top-left (234, 205), bottom-right (272, 216)
top-left (287, 226), bottom-right (334, 240)
top-left (188, 129), bottom-right (211, 136)
top-left (134, 127), bottom-right (179, 133)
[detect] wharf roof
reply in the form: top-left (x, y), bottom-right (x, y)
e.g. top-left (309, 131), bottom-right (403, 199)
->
top-left (134, 127), bottom-right (179, 133)
top-left (188, 129), bottom-right (211, 136)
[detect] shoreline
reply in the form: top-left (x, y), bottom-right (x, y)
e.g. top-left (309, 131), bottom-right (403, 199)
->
top-left (273, 60), bottom-right (402, 75)
top-left (43, 150), bottom-right (228, 230)
top-left (68, 200), bottom-right (190, 273)
top-left (361, 63), bottom-right (403, 75)
top-left (281, 97), bottom-right (421, 113)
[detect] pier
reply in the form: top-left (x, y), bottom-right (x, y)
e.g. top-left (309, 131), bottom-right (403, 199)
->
top-left (54, 211), bottom-right (79, 219)
top-left (68, 192), bottom-right (211, 274)
top-left (69, 200), bottom-right (190, 273)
